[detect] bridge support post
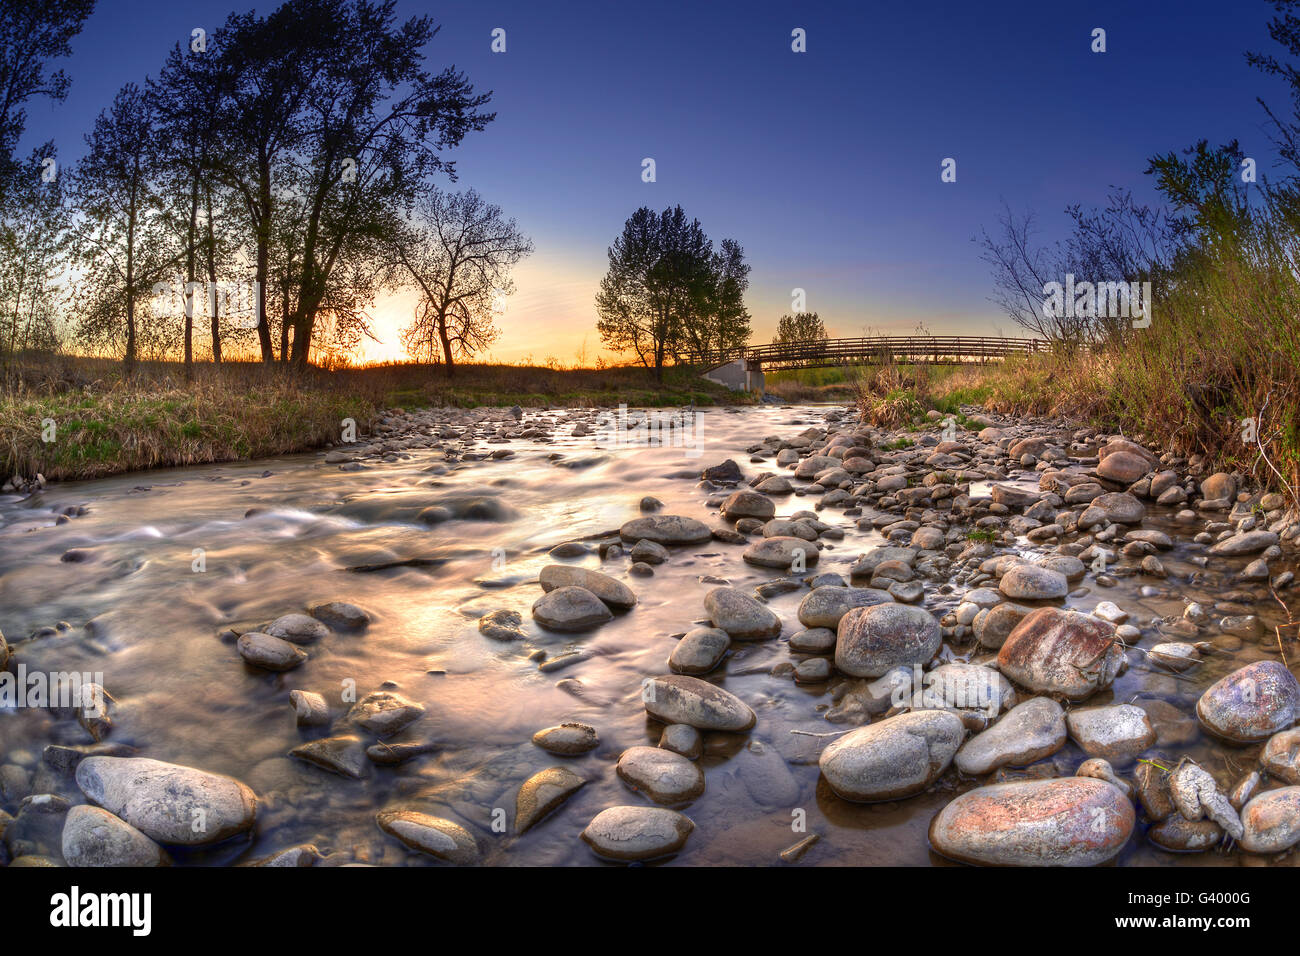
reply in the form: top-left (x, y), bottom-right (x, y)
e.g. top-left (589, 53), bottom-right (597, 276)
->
top-left (744, 359), bottom-right (764, 396)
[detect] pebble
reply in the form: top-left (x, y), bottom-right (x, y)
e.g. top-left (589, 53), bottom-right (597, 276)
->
top-left (642, 675), bottom-right (756, 732)
top-left (376, 810), bottom-right (480, 864)
top-left (1239, 787), bottom-right (1300, 854)
top-left (580, 806), bottom-right (694, 861)
top-left (616, 746), bottom-right (705, 805)
top-left (237, 632), bottom-right (308, 671)
top-left (703, 587), bottom-right (782, 641)
top-left (515, 766), bottom-right (586, 833)
top-left (538, 565), bottom-right (637, 610)
top-left (996, 607), bottom-right (1124, 700)
top-left (531, 586), bottom-right (614, 632)
top-left (1196, 660), bottom-right (1300, 743)
top-left (668, 627), bottom-right (730, 675)
top-left (1065, 704), bottom-right (1157, 766)
top-left (532, 722), bottom-right (600, 755)
top-left (61, 804), bottom-right (171, 867)
top-left (954, 697), bottom-right (1067, 775)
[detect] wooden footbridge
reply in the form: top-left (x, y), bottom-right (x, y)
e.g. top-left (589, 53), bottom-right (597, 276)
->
top-left (684, 335), bottom-right (1049, 391)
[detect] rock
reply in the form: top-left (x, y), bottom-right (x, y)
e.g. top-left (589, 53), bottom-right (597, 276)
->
top-left (539, 565), bottom-right (637, 610)
top-left (629, 539), bottom-right (669, 565)
top-left (1085, 492), bottom-right (1146, 526)
top-left (913, 663), bottom-right (1017, 717)
top-left (376, 810), bottom-right (480, 864)
top-left (1066, 705), bottom-right (1156, 766)
top-left (308, 601), bottom-right (370, 631)
top-left (642, 675), bottom-right (756, 732)
top-left (366, 741), bottom-right (437, 765)
top-left (515, 766), bottom-right (586, 833)
top-left (997, 607), bottom-right (1124, 701)
top-left (265, 613), bottom-right (329, 644)
top-left (75, 757), bottom-right (257, 846)
top-left (247, 844), bottom-right (324, 867)
top-left (668, 627), bottom-right (730, 675)
top-left (929, 777), bottom-right (1135, 866)
top-left (478, 608), bottom-right (526, 641)
top-left (531, 586), bottom-right (614, 632)
top-left (704, 587), bottom-right (782, 641)
top-left (1169, 758), bottom-right (1243, 840)
top-left (1200, 472), bottom-right (1237, 501)
top-left (701, 459), bottom-right (743, 483)
top-left (580, 806), bottom-right (693, 861)
top-left (616, 747), bottom-right (705, 805)
top-left (974, 602), bottom-right (1031, 649)
top-left (236, 632), bottom-right (308, 671)
top-left (789, 627), bottom-right (836, 653)
top-left (659, 724), bottom-right (703, 759)
top-left (61, 805), bottom-right (170, 867)
top-left (291, 734), bottom-right (370, 779)
top-left (532, 722), bottom-right (599, 755)
top-left (1149, 815), bottom-right (1223, 852)
top-left (990, 483), bottom-right (1039, 509)
top-left (289, 690), bottom-right (330, 727)
top-left (998, 564), bottom-right (1069, 601)
top-left (348, 691), bottom-right (424, 737)
top-left (1196, 660), bottom-right (1300, 743)
top-left (619, 515), bottom-right (712, 546)
top-left (1239, 787), bottom-right (1300, 854)
top-left (1209, 530), bottom-right (1279, 556)
top-left (1261, 728), bottom-right (1300, 784)
top-left (954, 697), bottom-right (1067, 775)
top-left (818, 711), bottom-right (965, 802)
top-left (742, 535), bottom-right (819, 570)
top-left (1147, 643), bottom-right (1200, 672)
top-left (721, 490), bottom-right (775, 520)
top-left (835, 603), bottom-right (941, 678)
top-left (1096, 451), bottom-right (1151, 484)
top-left (796, 586), bottom-right (892, 629)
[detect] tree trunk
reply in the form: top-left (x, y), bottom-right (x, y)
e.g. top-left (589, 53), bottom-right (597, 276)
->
top-left (205, 186), bottom-right (221, 365)
top-left (438, 311), bottom-right (455, 379)
top-left (255, 159), bottom-right (273, 362)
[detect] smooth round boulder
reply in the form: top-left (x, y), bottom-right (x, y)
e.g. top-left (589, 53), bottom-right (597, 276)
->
top-left (819, 710), bottom-right (965, 802)
top-left (998, 564), bottom-right (1068, 601)
top-left (929, 777), bottom-right (1135, 866)
top-left (996, 607), bottom-right (1124, 701)
top-left (954, 696), bottom-right (1067, 775)
top-left (668, 627), bottom-right (730, 675)
top-left (265, 613), bottom-right (329, 644)
top-left (1239, 787), bottom-right (1300, 854)
top-left (1065, 704), bottom-right (1156, 766)
top-left (539, 565), bottom-right (637, 610)
top-left (237, 632), bottom-right (308, 671)
top-left (616, 747), bottom-right (705, 805)
top-left (581, 806), bottom-right (693, 861)
top-left (514, 766), bottom-right (586, 834)
top-left (835, 603), bottom-right (941, 678)
top-left (797, 586), bottom-right (892, 629)
top-left (532, 722), bottom-right (599, 755)
top-left (642, 675), bottom-right (756, 732)
top-left (1196, 660), bottom-right (1300, 743)
top-left (721, 490), bottom-right (775, 520)
top-left (619, 515), bottom-right (711, 546)
top-left (376, 810), bottom-right (480, 864)
top-left (75, 757), bottom-right (257, 846)
top-left (742, 535), bottom-right (819, 570)
top-left (703, 587), bottom-right (781, 641)
top-left (1261, 728), bottom-right (1300, 784)
top-left (531, 586), bottom-right (614, 632)
top-left (61, 805), bottom-right (170, 867)
top-left (1096, 451), bottom-right (1151, 484)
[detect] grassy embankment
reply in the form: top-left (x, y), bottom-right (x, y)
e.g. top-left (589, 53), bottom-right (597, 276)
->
top-left (0, 355), bottom-right (743, 483)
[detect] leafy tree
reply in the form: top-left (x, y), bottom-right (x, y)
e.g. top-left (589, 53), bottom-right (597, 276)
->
top-left (596, 205), bottom-right (749, 378)
top-left (0, 0), bottom-right (95, 206)
top-left (772, 311), bottom-right (828, 346)
top-left (394, 188), bottom-right (533, 373)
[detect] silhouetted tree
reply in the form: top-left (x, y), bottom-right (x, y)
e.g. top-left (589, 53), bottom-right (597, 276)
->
top-left (773, 311), bottom-right (827, 346)
top-left (395, 188), bottom-right (533, 374)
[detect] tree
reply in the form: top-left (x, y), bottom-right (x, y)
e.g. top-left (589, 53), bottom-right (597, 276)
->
top-left (71, 84), bottom-right (180, 375)
top-left (773, 311), bottom-right (828, 346)
top-left (596, 205), bottom-right (749, 379)
top-left (394, 188), bottom-right (532, 373)
top-left (0, 0), bottom-right (95, 206)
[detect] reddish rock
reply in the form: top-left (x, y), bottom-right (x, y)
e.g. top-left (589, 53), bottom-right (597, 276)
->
top-left (996, 607), bottom-right (1123, 701)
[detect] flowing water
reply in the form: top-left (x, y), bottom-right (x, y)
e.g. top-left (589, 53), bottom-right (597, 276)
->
top-left (0, 404), bottom-right (1295, 866)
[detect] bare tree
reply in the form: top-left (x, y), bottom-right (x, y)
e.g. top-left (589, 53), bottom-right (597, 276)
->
top-left (394, 188), bottom-right (532, 374)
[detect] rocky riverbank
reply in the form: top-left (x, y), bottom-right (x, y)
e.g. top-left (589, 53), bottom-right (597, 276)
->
top-left (3, 400), bottom-right (1300, 866)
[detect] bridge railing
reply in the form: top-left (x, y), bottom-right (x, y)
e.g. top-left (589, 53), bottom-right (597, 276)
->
top-left (680, 335), bottom-right (1049, 369)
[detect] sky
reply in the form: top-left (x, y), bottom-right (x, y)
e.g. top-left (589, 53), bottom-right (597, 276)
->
top-left (18, 0), bottom-right (1298, 364)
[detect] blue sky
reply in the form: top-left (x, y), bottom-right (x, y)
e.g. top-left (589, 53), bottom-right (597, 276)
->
top-left (19, 0), bottom-right (1295, 362)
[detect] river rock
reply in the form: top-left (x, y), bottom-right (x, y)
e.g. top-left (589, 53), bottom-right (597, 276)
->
top-left (704, 587), bottom-right (782, 641)
top-left (721, 490), bottom-right (775, 520)
top-left (291, 734), bottom-right (370, 778)
top-left (1239, 787), bottom-right (1300, 854)
top-left (954, 697), bottom-right (1067, 775)
top-left (668, 627), bottom-right (730, 675)
top-left (642, 675), bottom-right (756, 732)
top-left (376, 810), bottom-right (480, 864)
top-left (929, 777), bottom-right (1135, 866)
top-left (265, 613), bottom-right (329, 644)
top-left (237, 632), bottom-right (308, 671)
top-left (478, 608), bottom-right (526, 640)
top-left (532, 722), bottom-right (599, 755)
top-left (581, 806), bottom-right (693, 861)
top-left (308, 601), bottom-right (370, 631)
top-left (515, 766), bottom-right (586, 833)
top-left (619, 515), bottom-right (712, 546)
top-left (998, 564), bottom-right (1068, 601)
top-left (819, 710), bottom-right (964, 801)
top-left (742, 535), bottom-right (819, 570)
top-left (1261, 728), bottom-right (1300, 784)
top-left (835, 603), bottom-right (941, 678)
top-left (616, 747), bottom-right (705, 805)
top-left (1148, 815), bottom-right (1223, 852)
top-left (797, 586), bottom-right (892, 629)
top-left (1066, 704), bottom-right (1156, 765)
top-left (348, 691), bottom-right (424, 737)
top-left (997, 607), bottom-right (1124, 700)
top-left (289, 689), bottom-right (329, 727)
top-left (1200, 472), bottom-right (1237, 501)
top-left (539, 565), bottom-right (637, 610)
top-left (75, 757), bottom-right (257, 846)
top-left (61, 804), bottom-right (171, 867)
top-left (1084, 492), bottom-right (1146, 526)
top-left (1209, 530), bottom-right (1279, 556)
top-left (531, 586), bottom-right (613, 632)
top-left (1096, 451), bottom-right (1151, 484)
top-left (974, 602), bottom-right (1031, 649)
top-left (1196, 660), bottom-right (1300, 743)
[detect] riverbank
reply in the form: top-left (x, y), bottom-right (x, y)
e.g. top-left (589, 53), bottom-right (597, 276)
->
top-left (0, 357), bottom-right (745, 486)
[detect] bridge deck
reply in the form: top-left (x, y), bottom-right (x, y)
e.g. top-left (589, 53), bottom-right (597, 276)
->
top-left (686, 335), bottom-right (1048, 371)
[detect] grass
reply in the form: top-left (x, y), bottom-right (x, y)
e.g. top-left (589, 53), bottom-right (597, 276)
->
top-left (0, 354), bottom-right (748, 482)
